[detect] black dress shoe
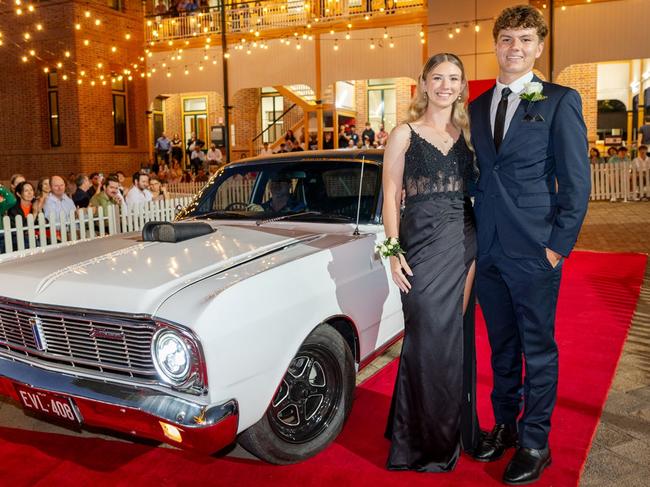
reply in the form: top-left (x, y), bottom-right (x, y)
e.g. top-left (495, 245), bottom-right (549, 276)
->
top-left (503, 446), bottom-right (551, 485)
top-left (472, 423), bottom-right (518, 462)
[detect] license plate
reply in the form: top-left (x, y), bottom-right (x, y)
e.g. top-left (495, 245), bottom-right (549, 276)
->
top-left (14, 384), bottom-right (82, 425)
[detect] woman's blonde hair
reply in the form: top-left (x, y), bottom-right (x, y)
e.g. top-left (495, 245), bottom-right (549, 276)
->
top-left (408, 53), bottom-right (472, 150)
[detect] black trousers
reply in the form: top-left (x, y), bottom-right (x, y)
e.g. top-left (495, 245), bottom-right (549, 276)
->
top-left (476, 235), bottom-right (562, 449)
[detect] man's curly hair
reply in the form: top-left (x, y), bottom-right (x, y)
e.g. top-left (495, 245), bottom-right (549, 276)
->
top-left (493, 5), bottom-right (549, 42)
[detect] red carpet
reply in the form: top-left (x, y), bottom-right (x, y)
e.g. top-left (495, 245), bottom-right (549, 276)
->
top-left (0, 250), bottom-right (646, 486)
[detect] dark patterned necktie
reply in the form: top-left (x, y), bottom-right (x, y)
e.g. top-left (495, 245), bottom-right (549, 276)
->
top-left (494, 87), bottom-right (512, 151)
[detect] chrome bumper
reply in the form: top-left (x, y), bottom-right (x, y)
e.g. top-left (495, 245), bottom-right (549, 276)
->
top-left (0, 355), bottom-right (238, 453)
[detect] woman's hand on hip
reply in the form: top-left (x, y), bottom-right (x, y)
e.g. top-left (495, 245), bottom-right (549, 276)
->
top-left (390, 254), bottom-right (413, 293)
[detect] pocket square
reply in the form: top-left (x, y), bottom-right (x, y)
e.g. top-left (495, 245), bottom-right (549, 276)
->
top-left (523, 113), bottom-right (545, 122)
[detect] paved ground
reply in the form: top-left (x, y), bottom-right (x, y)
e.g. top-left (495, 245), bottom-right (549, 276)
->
top-left (0, 201), bottom-right (648, 484)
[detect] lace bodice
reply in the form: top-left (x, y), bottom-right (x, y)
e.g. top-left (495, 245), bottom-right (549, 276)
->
top-left (403, 124), bottom-right (477, 203)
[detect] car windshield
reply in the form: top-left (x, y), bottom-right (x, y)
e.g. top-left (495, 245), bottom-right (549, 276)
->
top-left (179, 159), bottom-right (381, 224)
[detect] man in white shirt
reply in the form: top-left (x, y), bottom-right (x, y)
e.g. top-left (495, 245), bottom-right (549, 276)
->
top-left (207, 143), bottom-right (223, 167)
top-left (43, 175), bottom-right (76, 223)
top-left (632, 144), bottom-right (649, 200)
top-left (259, 142), bottom-right (274, 156)
top-left (125, 172), bottom-right (153, 208)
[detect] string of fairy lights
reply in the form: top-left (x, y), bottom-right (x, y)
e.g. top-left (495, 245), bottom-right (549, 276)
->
top-left (0, 0), bottom-right (605, 86)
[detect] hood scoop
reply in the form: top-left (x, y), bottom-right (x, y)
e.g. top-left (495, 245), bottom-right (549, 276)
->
top-left (142, 221), bottom-right (215, 243)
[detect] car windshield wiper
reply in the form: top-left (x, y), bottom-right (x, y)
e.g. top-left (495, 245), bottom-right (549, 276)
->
top-left (256, 211), bottom-right (355, 226)
top-left (191, 210), bottom-right (250, 220)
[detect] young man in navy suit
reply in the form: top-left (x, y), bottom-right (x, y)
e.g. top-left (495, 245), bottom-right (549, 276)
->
top-left (469, 5), bottom-right (590, 485)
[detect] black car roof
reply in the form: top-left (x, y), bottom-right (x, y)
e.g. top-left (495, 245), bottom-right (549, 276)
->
top-left (227, 149), bottom-right (384, 168)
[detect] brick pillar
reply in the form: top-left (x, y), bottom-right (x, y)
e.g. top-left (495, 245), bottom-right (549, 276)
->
top-left (556, 63), bottom-right (598, 144)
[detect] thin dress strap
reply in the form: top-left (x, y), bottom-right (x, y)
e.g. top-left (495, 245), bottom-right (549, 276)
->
top-left (406, 123), bottom-right (414, 132)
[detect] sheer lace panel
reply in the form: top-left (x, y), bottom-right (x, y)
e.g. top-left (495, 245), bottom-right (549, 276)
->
top-left (403, 125), bottom-right (476, 203)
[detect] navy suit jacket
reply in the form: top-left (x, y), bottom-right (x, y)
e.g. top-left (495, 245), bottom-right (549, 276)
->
top-left (469, 77), bottom-right (591, 259)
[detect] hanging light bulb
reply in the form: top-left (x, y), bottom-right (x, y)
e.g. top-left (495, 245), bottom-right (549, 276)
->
top-left (95, 19), bottom-right (101, 26)
top-left (90, 80), bottom-right (96, 86)
top-left (83, 39), bottom-right (90, 46)
top-left (77, 79), bottom-right (83, 85)
top-left (125, 33), bottom-right (131, 40)
top-left (330, 29), bottom-right (335, 35)
top-left (43, 67), bottom-right (49, 73)
top-left (389, 38), bottom-right (395, 48)
top-left (36, 24), bottom-right (43, 31)
top-left (333, 40), bottom-right (339, 51)
top-left (345, 31), bottom-right (351, 40)
top-left (369, 39), bottom-right (375, 50)
top-left (419, 30), bottom-right (424, 37)
top-left (62, 74), bottom-right (68, 80)
top-left (24, 32), bottom-right (31, 40)
top-left (474, 24), bottom-right (480, 32)
top-left (56, 62), bottom-right (62, 68)
top-left (64, 50), bottom-right (70, 57)
top-left (111, 46), bottom-right (117, 52)
top-left (97, 62), bottom-right (103, 68)
top-left (28, 49), bottom-right (35, 56)
top-left (21, 55), bottom-right (28, 62)
top-left (199, 64), bottom-right (204, 71)
top-left (347, 22), bottom-right (352, 29)
top-left (383, 28), bottom-right (388, 39)
top-left (455, 27), bottom-right (461, 34)
top-left (27, 5), bottom-right (33, 12)
top-left (224, 51), bottom-right (230, 59)
top-left (84, 10), bottom-right (91, 18)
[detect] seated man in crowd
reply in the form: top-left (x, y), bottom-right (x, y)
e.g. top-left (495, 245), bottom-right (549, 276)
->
top-left (90, 175), bottom-right (125, 216)
top-left (261, 177), bottom-right (305, 213)
top-left (126, 172), bottom-right (152, 207)
top-left (43, 175), bottom-right (76, 223)
top-left (72, 174), bottom-right (92, 208)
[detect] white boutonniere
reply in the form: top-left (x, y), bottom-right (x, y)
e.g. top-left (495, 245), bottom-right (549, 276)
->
top-left (520, 81), bottom-right (547, 102)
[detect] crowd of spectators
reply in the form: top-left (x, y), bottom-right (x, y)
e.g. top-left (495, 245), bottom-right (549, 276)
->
top-left (590, 144), bottom-right (650, 202)
top-left (262, 121), bottom-right (390, 155)
top-left (154, 131), bottom-right (223, 182)
top-left (0, 168), bottom-right (183, 251)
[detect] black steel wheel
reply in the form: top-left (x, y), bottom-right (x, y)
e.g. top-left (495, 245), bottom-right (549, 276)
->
top-left (238, 324), bottom-right (355, 464)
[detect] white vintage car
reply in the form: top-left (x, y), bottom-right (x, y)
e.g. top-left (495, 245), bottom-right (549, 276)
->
top-left (0, 150), bottom-right (404, 464)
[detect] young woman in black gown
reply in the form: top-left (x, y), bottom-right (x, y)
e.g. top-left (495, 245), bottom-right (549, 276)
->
top-left (381, 53), bottom-right (480, 472)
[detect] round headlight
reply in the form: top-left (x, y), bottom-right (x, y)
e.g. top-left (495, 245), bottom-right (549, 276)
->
top-left (152, 330), bottom-right (191, 385)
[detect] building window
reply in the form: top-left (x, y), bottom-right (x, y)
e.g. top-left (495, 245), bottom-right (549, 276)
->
top-left (182, 96), bottom-right (208, 148)
top-left (112, 77), bottom-right (128, 146)
top-left (107, 0), bottom-right (123, 11)
top-left (47, 71), bottom-right (61, 147)
top-left (368, 79), bottom-right (397, 133)
top-left (152, 96), bottom-right (165, 146)
top-left (260, 88), bottom-right (284, 144)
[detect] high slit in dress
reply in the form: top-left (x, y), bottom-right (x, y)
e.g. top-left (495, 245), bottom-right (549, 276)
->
top-left (385, 124), bottom-right (480, 472)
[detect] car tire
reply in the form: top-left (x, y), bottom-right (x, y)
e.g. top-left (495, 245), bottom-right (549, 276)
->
top-left (238, 324), bottom-right (356, 464)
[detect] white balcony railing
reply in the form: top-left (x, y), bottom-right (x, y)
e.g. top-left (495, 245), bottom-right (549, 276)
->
top-left (145, 0), bottom-right (426, 43)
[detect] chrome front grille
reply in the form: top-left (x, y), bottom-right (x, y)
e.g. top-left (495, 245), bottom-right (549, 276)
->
top-left (0, 301), bottom-right (157, 380)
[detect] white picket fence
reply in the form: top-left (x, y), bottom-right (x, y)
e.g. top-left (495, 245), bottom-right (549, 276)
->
top-left (590, 162), bottom-right (650, 201)
top-left (1, 197), bottom-right (192, 256)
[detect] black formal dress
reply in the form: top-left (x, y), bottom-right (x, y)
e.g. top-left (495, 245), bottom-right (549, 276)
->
top-left (385, 124), bottom-right (480, 472)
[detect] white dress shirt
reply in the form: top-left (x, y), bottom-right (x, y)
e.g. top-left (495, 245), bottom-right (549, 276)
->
top-left (490, 71), bottom-right (535, 138)
top-left (43, 193), bottom-right (76, 222)
top-left (125, 187), bottom-right (153, 207)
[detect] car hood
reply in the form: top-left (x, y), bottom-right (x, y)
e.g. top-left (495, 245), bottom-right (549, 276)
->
top-left (0, 223), bottom-right (324, 314)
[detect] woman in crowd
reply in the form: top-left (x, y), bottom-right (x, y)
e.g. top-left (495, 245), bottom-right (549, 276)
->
top-left (7, 181), bottom-right (39, 224)
top-left (149, 176), bottom-right (169, 201)
top-left (158, 161), bottom-right (170, 182)
top-left (168, 159), bottom-right (183, 184)
top-left (284, 129), bottom-right (297, 144)
top-left (376, 123), bottom-right (389, 147)
top-left (35, 177), bottom-right (51, 214)
top-left (589, 147), bottom-right (604, 165)
top-left (382, 53), bottom-right (479, 472)
top-left (170, 133), bottom-right (184, 163)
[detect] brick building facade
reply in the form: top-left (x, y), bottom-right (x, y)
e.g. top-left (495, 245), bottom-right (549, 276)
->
top-left (0, 0), bottom-right (148, 180)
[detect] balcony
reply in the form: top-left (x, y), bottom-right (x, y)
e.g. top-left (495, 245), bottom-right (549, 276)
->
top-left (145, 0), bottom-right (426, 44)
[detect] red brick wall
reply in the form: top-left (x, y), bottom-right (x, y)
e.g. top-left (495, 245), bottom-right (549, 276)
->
top-left (556, 63), bottom-right (598, 144)
top-left (0, 0), bottom-right (148, 179)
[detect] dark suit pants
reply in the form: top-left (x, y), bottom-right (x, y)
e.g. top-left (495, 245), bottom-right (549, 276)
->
top-left (476, 235), bottom-right (562, 449)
